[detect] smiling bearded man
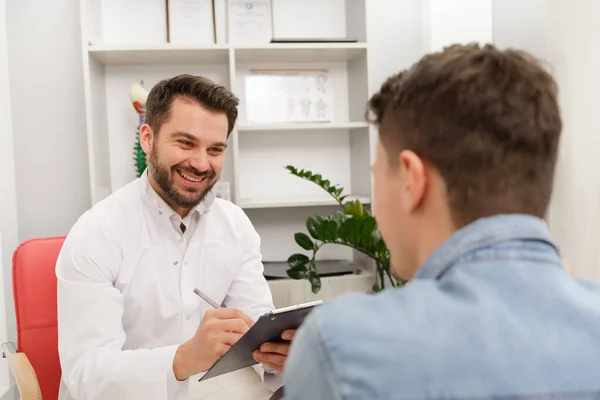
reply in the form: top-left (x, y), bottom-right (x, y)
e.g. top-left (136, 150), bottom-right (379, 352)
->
top-left (149, 138), bottom-right (217, 209)
top-left (146, 101), bottom-right (219, 212)
top-left (56, 74), bottom-right (293, 400)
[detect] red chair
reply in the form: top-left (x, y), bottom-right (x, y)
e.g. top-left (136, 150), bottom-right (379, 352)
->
top-left (2, 237), bottom-right (65, 400)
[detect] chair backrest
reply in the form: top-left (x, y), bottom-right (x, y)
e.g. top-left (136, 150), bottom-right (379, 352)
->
top-left (12, 237), bottom-right (65, 400)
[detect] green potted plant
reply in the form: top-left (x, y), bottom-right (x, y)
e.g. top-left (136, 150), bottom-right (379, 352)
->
top-left (285, 165), bottom-right (405, 294)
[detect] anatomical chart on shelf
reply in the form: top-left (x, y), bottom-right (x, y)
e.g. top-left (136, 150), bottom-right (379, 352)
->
top-left (245, 69), bottom-right (334, 124)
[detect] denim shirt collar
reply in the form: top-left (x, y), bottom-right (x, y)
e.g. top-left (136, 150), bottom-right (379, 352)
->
top-left (414, 214), bottom-right (559, 280)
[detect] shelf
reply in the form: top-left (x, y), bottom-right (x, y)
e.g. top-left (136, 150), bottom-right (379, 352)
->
top-left (87, 43), bottom-right (368, 65)
top-left (237, 122), bottom-right (368, 132)
top-left (234, 43), bottom-right (367, 63)
top-left (238, 195), bottom-right (371, 209)
top-left (87, 44), bottom-right (230, 65)
top-left (81, 0), bottom-right (374, 270)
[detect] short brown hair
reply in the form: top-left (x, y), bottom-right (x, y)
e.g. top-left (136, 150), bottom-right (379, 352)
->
top-left (367, 43), bottom-right (562, 227)
top-left (145, 74), bottom-right (239, 137)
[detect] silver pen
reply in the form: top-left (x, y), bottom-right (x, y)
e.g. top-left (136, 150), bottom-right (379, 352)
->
top-left (193, 288), bottom-right (221, 309)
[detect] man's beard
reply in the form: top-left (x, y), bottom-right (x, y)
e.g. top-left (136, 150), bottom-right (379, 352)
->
top-left (148, 148), bottom-right (217, 210)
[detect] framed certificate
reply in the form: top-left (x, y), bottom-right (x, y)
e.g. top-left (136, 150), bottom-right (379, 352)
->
top-left (245, 69), bottom-right (335, 124)
top-left (167, 0), bottom-right (216, 44)
top-left (226, 0), bottom-right (273, 44)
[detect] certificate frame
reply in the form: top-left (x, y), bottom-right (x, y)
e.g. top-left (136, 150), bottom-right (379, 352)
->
top-left (166, 0), bottom-right (217, 44)
top-left (226, 0), bottom-right (274, 45)
top-left (244, 68), bottom-right (335, 125)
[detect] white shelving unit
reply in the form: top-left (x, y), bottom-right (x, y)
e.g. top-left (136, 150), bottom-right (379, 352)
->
top-left (78, 0), bottom-right (377, 277)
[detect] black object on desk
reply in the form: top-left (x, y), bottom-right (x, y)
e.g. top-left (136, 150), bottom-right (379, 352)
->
top-left (198, 300), bottom-right (322, 382)
top-left (263, 259), bottom-right (360, 280)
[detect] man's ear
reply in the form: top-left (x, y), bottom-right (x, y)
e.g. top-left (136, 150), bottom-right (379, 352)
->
top-left (398, 149), bottom-right (427, 213)
top-left (139, 124), bottom-right (154, 155)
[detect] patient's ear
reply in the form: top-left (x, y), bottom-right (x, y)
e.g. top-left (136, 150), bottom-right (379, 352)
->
top-left (398, 150), bottom-right (427, 213)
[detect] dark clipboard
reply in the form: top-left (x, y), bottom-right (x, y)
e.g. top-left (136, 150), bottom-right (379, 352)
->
top-left (198, 300), bottom-right (322, 382)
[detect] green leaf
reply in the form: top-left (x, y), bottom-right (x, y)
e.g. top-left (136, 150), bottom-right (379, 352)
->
top-left (354, 200), bottom-right (364, 216)
top-left (287, 253), bottom-right (310, 269)
top-left (294, 233), bottom-right (314, 251)
top-left (323, 220), bottom-right (337, 241)
top-left (373, 229), bottom-right (387, 255)
top-left (338, 217), bottom-right (358, 242)
top-left (287, 268), bottom-right (306, 280)
top-left (308, 271), bottom-right (322, 294)
top-left (360, 216), bottom-right (377, 247)
top-left (372, 283), bottom-right (381, 292)
top-left (344, 200), bottom-right (364, 217)
top-left (330, 212), bottom-right (348, 229)
top-left (315, 216), bottom-right (328, 239)
top-left (306, 216), bottom-right (323, 240)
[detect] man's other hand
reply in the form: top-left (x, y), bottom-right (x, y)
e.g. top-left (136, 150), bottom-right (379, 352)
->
top-left (252, 329), bottom-right (296, 373)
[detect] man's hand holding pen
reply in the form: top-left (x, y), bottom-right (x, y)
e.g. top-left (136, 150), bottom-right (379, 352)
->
top-left (173, 307), bottom-right (255, 381)
top-left (173, 288), bottom-right (296, 380)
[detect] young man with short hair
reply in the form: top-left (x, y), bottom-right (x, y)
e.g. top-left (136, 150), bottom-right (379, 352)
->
top-left (283, 44), bottom-right (600, 399)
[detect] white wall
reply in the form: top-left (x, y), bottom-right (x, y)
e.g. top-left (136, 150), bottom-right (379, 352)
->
top-left (422, 0), bottom-right (493, 53)
top-left (493, 0), bottom-right (600, 280)
top-left (6, 0), bottom-right (90, 243)
top-left (0, 0), bottom-right (18, 396)
top-left (367, 0), bottom-right (552, 106)
top-left (493, 0), bottom-right (550, 60)
top-left (1, 2), bottom-right (90, 397)
top-left (545, 0), bottom-right (600, 280)
top-left (366, 0), bottom-right (423, 94)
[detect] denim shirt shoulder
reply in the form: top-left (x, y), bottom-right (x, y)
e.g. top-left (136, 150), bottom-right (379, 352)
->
top-left (283, 214), bottom-right (600, 400)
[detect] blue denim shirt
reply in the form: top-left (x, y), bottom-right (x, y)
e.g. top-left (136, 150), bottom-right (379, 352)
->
top-left (283, 214), bottom-right (600, 399)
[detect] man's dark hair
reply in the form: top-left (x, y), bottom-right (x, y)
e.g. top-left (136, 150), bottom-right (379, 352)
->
top-left (366, 43), bottom-right (562, 227)
top-left (145, 74), bottom-right (239, 137)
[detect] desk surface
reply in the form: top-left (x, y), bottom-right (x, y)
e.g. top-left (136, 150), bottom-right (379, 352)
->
top-left (188, 365), bottom-right (275, 400)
